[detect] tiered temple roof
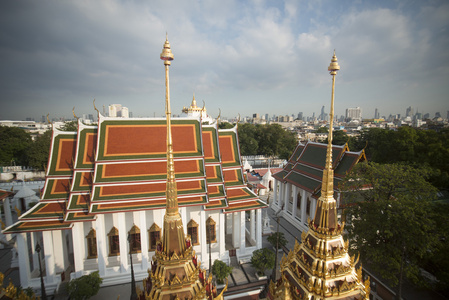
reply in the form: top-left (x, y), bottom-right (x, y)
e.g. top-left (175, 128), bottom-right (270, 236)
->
top-left (272, 141), bottom-right (366, 200)
top-left (268, 52), bottom-right (369, 300)
top-left (4, 115), bottom-right (266, 234)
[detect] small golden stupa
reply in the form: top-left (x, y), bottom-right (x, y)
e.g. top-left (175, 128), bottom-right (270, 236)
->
top-left (268, 52), bottom-right (370, 300)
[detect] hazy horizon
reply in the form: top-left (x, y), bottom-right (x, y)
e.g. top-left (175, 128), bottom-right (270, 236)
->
top-left (1, 0), bottom-right (448, 121)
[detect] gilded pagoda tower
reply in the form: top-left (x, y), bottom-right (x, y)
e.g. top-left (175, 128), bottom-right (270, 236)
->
top-left (268, 52), bottom-right (370, 300)
top-left (140, 36), bottom-right (226, 300)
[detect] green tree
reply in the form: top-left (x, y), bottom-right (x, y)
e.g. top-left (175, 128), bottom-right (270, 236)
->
top-left (340, 162), bottom-right (439, 299)
top-left (218, 122), bottom-right (234, 129)
top-left (27, 130), bottom-right (52, 170)
top-left (315, 126), bottom-right (328, 133)
top-left (0, 126), bottom-right (32, 166)
top-left (212, 260), bottom-right (233, 284)
top-left (251, 248), bottom-right (275, 276)
top-left (237, 123), bottom-right (258, 156)
top-left (324, 130), bottom-right (349, 145)
top-left (60, 120), bottom-right (78, 131)
top-left (267, 232), bottom-right (288, 250)
top-left (67, 271), bottom-right (103, 300)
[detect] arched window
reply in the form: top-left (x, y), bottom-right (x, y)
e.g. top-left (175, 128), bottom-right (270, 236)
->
top-left (128, 224), bottom-right (141, 254)
top-left (86, 228), bottom-right (97, 259)
top-left (148, 223), bottom-right (161, 251)
top-left (206, 217), bottom-right (216, 244)
top-left (187, 219), bottom-right (199, 245)
top-left (108, 227), bottom-right (120, 256)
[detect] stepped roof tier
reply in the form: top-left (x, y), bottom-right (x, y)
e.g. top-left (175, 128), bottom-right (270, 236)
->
top-left (268, 52), bottom-right (369, 300)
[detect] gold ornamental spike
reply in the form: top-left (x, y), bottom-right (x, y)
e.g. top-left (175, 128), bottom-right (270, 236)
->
top-left (217, 108), bottom-right (221, 122)
top-left (93, 99), bottom-right (99, 114)
top-left (46, 114), bottom-right (51, 125)
top-left (72, 107), bottom-right (79, 121)
top-left (202, 100), bottom-right (205, 111)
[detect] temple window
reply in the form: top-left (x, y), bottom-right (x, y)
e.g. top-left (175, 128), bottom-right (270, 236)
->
top-left (187, 219), bottom-right (199, 245)
top-left (306, 197), bottom-right (311, 216)
top-left (128, 224), bottom-right (141, 254)
top-left (108, 227), bottom-right (120, 256)
top-left (86, 228), bottom-right (97, 259)
top-left (206, 217), bottom-right (217, 244)
top-left (297, 192), bottom-right (302, 210)
top-left (148, 223), bottom-right (161, 251)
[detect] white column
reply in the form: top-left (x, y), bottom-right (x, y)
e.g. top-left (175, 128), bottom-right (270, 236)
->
top-left (17, 233), bottom-right (30, 287)
top-left (31, 232), bottom-right (39, 271)
top-left (43, 230), bottom-right (56, 284)
top-left (95, 215), bottom-right (107, 276)
top-left (117, 212), bottom-right (128, 272)
top-left (250, 210), bottom-right (255, 243)
top-left (3, 198), bottom-right (12, 227)
top-left (292, 185), bottom-right (298, 218)
top-left (219, 213), bottom-right (225, 257)
top-left (273, 179), bottom-right (278, 206)
top-left (71, 222), bottom-right (84, 276)
top-left (279, 182), bottom-right (284, 208)
top-left (301, 190), bottom-right (307, 223)
top-left (226, 213), bottom-right (232, 235)
top-left (239, 211), bottom-right (245, 251)
top-left (283, 184), bottom-right (289, 213)
top-left (256, 209), bottom-right (262, 249)
top-left (200, 210), bottom-right (207, 263)
top-left (311, 197), bottom-right (317, 220)
top-left (232, 212), bottom-right (239, 248)
top-left (52, 230), bottom-right (66, 273)
top-left (140, 211), bottom-right (149, 270)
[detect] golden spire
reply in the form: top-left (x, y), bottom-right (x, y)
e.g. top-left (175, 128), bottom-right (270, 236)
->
top-left (191, 93), bottom-right (197, 108)
top-left (160, 35), bottom-right (186, 256)
top-left (313, 50), bottom-right (340, 230)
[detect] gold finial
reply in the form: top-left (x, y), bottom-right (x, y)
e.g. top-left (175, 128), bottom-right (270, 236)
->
top-left (202, 100), bottom-right (205, 111)
top-left (46, 114), bottom-right (51, 125)
top-left (237, 114), bottom-right (241, 124)
top-left (72, 107), bottom-right (79, 121)
top-left (217, 108), bottom-right (221, 122)
top-left (93, 99), bottom-right (99, 114)
top-left (328, 49), bottom-right (340, 75)
top-left (160, 34), bottom-right (174, 64)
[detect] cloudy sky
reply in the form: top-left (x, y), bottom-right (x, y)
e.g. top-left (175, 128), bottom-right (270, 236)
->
top-left (1, 0), bottom-right (448, 121)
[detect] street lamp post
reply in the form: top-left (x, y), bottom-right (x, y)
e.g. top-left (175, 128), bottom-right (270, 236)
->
top-left (35, 243), bottom-right (47, 300)
top-left (127, 234), bottom-right (137, 300)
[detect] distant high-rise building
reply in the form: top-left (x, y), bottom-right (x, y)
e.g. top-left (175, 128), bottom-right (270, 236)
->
top-left (435, 112), bottom-right (441, 118)
top-left (406, 106), bottom-right (414, 117)
top-left (374, 108), bottom-right (380, 119)
top-left (108, 104), bottom-right (129, 118)
top-left (320, 105), bottom-right (325, 121)
top-left (252, 113), bottom-right (259, 119)
top-left (447, 111), bottom-right (449, 120)
top-left (345, 107), bottom-right (362, 121)
top-left (297, 112), bottom-right (303, 120)
top-left (265, 113), bottom-right (269, 121)
top-left (423, 113), bottom-right (430, 119)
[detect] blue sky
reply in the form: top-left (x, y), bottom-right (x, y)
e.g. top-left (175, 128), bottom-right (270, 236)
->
top-left (0, 0), bottom-right (448, 121)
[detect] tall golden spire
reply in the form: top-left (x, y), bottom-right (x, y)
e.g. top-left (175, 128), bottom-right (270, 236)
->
top-left (268, 51), bottom-right (368, 300)
top-left (160, 35), bottom-right (186, 256)
top-left (313, 50), bottom-right (340, 230)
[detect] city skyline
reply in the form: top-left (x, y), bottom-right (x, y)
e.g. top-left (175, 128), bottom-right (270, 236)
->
top-left (1, 0), bottom-right (448, 121)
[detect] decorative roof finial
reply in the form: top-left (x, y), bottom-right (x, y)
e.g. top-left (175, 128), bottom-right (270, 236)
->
top-left (191, 93), bottom-right (197, 107)
top-left (160, 35), bottom-right (186, 257)
top-left (72, 107), bottom-right (79, 121)
top-left (93, 99), bottom-right (99, 114)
